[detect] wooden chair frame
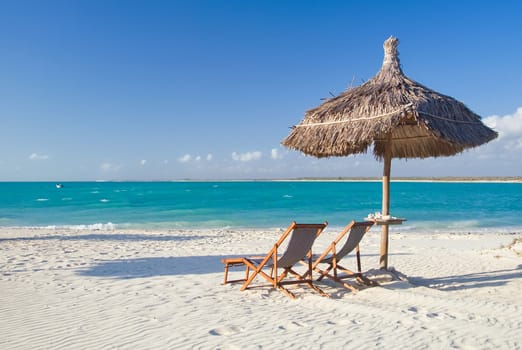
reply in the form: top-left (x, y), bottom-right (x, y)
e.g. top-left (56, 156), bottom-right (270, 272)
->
top-left (222, 221), bottom-right (328, 299)
top-left (310, 221), bottom-right (376, 292)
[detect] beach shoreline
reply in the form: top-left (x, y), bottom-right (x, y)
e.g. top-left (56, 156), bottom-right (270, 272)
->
top-left (275, 177), bottom-right (522, 183)
top-left (1, 226), bottom-right (521, 349)
top-left (2, 176), bottom-right (521, 183)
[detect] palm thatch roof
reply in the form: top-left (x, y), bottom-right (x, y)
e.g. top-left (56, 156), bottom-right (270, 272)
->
top-left (282, 37), bottom-right (498, 159)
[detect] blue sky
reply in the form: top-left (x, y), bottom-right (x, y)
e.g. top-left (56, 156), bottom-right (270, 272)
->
top-left (1, 0), bottom-right (521, 180)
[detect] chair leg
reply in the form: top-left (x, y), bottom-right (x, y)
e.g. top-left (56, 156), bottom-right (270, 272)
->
top-left (356, 245), bottom-right (362, 273)
top-left (245, 265), bottom-right (250, 281)
top-left (307, 281), bottom-right (329, 297)
top-left (222, 259), bottom-right (253, 285)
top-left (312, 262), bottom-right (363, 292)
top-left (241, 271), bottom-right (258, 291)
top-left (276, 285), bottom-right (297, 299)
top-left (323, 270), bottom-right (360, 292)
top-left (339, 280), bottom-right (361, 292)
top-left (223, 264), bottom-right (230, 284)
top-left (357, 275), bottom-right (380, 286)
top-left (240, 264), bottom-right (276, 291)
top-left (286, 268), bottom-right (330, 298)
top-left (315, 264), bottom-right (333, 282)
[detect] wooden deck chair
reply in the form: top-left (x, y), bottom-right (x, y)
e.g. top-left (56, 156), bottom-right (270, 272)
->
top-left (222, 221), bottom-right (328, 299)
top-left (310, 220), bottom-right (375, 292)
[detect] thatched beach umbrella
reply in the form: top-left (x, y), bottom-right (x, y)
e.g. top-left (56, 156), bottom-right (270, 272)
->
top-left (282, 37), bottom-right (498, 269)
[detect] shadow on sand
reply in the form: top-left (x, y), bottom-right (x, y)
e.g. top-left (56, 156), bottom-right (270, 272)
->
top-left (407, 265), bottom-right (522, 291)
top-left (76, 255), bottom-right (235, 278)
top-left (76, 253), bottom-right (406, 280)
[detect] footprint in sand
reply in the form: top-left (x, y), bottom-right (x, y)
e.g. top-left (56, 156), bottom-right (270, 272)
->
top-left (209, 325), bottom-right (243, 336)
top-left (335, 318), bottom-right (363, 326)
top-left (405, 308), bottom-right (445, 320)
top-left (278, 321), bottom-right (308, 331)
top-left (406, 306), bottom-right (418, 314)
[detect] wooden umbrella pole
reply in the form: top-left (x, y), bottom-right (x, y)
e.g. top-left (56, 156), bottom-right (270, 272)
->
top-left (380, 133), bottom-right (393, 269)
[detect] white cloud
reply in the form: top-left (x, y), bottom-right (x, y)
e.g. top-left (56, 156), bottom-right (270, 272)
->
top-left (178, 154), bottom-right (192, 163)
top-left (484, 107), bottom-right (522, 138)
top-left (178, 153), bottom-right (213, 163)
top-left (29, 153), bottom-right (49, 161)
top-left (100, 163), bottom-right (121, 172)
top-left (232, 151), bottom-right (262, 162)
top-left (140, 159), bottom-right (147, 166)
top-left (270, 148), bottom-right (283, 160)
top-left (483, 107), bottom-right (522, 151)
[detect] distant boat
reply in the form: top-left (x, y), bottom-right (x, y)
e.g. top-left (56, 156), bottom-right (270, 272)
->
top-left (56, 183), bottom-right (63, 189)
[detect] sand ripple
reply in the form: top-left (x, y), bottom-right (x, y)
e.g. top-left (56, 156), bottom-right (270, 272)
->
top-left (1, 227), bottom-right (521, 349)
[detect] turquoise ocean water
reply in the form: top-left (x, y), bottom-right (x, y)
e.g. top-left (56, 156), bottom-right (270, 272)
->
top-left (0, 181), bottom-right (521, 233)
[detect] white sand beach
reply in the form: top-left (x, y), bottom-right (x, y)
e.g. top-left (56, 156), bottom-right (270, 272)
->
top-left (1, 226), bottom-right (521, 349)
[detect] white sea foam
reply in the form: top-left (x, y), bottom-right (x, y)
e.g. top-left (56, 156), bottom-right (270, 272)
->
top-left (74, 222), bottom-right (116, 230)
top-left (48, 222), bottom-right (117, 230)
top-left (36, 198), bottom-right (49, 202)
top-left (2, 223), bottom-right (118, 231)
